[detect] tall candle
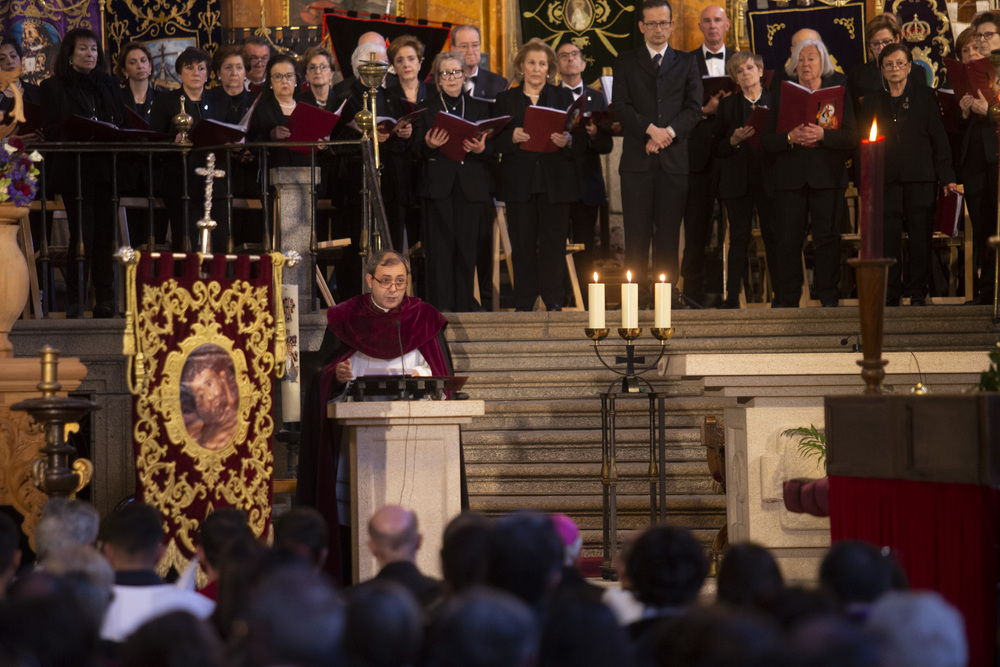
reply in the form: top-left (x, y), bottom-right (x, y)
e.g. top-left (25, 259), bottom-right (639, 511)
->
top-left (588, 273), bottom-right (605, 328)
top-left (621, 270), bottom-right (638, 328)
top-left (859, 120), bottom-right (884, 260)
top-left (654, 275), bottom-right (671, 328)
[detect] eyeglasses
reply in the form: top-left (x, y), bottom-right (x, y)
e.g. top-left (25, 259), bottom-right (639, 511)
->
top-left (643, 20), bottom-right (671, 29)
top-left (455, 42), bottom-right (481, 51)
top-left (271, 72), bottom-right (296, 82)
top-left (249, 56), bottom-right (269, 64)
top-left (371, 275), bottom-right (408, 289)
top-left (977, 31), bottom-right (999, 42)
top-left (558, 51), bottom-right (582, 60)
top-left (439, 69), bottom-right (465, 79)
top-left (882, 60), bottom-right (910, 70)
top-left (869, 38), bottom-right (894, 49)
top-left (307, 63), bottom-right (331, 72)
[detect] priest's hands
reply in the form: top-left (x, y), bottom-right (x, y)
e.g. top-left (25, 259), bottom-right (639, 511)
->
top-left (335, 359), bottom-right (353, 384)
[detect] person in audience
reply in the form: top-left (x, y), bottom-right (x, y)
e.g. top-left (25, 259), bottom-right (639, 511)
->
top-left (242, 35), bottom-right (270, 92)
top-left (495, 38), bottom-right (578, 311)
top-left (209, 536), bottom-right (267, 642)
top-left (192, 507), bottom-right (254, 600)
top-left (274, 506), bottom-right (329, 570)
top-left (860, 43), bottom-right (957, 306)
top-left (0, 513), bottom-right (20, 598)
top-left (786, 615), bottom-right (886, 667)
top-left (866, 591), bottom-right (967, 667)
top-left (115, 41), bottom-right (156, 122)
top-left (653, 606), bottom-right (782, 667)
top-left (120, 610), bottom-right (224, 667)
top-left (412, 49), bottom-right (493, 312)
top-left (97, 503), bottom-right (214, 642)
top-left (38, 543), bottom-right (114, 631)
top-left (33, 497), bottom-right (99, 564)
top-left (486, 510), bottom-right (563, 611)
top-left (714, 50), bottom-right (774, 308)
top-left (819, 541), bottom-right (900, 623)
top-left (716, 541), bottom-right (784, 610)
top-left (540, 595), bottom-right (634, 667)
top-left (762, 38), bottom-right (856, 308)
top-left (423, 587), bottom-right (537, 667)
top-left (758, 585), bottom-right (838, 633)
top-left (360, 504), bottom-right (442, 610)
top-left (342, 579), bottom-right (423, 667)
top-left (439, 511), bottom-right (492, 595)
top-left (41, 27), bottom-right (124, 317)
top-left (549, 513), bottom-right (602, 604)
top-left (848, 15), bottom-right (925, 114)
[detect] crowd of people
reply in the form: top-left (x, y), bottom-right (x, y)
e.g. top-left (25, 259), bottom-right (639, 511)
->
top-left (1, 1), bottom-right (995, 315)
top-left (0, 499), bottom-right (969, 667)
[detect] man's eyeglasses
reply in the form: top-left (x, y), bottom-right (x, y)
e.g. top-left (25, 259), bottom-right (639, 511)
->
top-left (977, 31), bottom-right (999, 42)
top-left (869, 38), bottom-right (894, 50)
top-left (372, 275), bottom-right (408, 289)
top-left (307, 63), bottom-right (331, 72)
top-left (440, 69), bottom-right (465, 80)
top-left (643, 20), bottom-right (671, 29)
top-left (455, 42), bottom-right (481, 52)
top-left (249, 56), bottom-right (269, 64)
top-left (271, 72), bottom-right (296, 82)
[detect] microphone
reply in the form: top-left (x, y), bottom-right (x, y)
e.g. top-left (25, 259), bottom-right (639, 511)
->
top-left (395, 320), bottom-right (406, 376)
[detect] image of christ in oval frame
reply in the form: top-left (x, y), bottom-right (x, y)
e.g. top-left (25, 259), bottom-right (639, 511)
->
top-left (180, 344), bottom-right (240, 452)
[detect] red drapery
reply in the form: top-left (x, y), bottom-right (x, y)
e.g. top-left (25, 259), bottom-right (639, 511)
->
top-left (829, 475), bottom-right (1000, 667)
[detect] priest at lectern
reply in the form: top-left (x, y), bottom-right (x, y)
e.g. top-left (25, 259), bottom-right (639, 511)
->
top-left (298, 249), bottom-right (456, 584)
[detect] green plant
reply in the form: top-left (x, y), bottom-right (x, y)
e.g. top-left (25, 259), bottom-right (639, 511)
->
top-left (782, 424), bottom-right (826, 471)
top-left (979, 339), bottom-right (1000, 392)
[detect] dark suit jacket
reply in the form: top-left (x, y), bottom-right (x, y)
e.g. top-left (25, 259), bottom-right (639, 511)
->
top-left (470, 67), bottom-right (508, 101)
top-left (858, 84), bottom-right (954, 185)
top-left (760, 74), bottom-right (857, 190)
top-left (119, 83), bottom-right (157, 123)
top-left (148, 87), bottom-right (225, 135)
top-left (612, 45), bottom-right (703, 175)
top-left (688, 46), bottom-right (729, 173)
top-left (371, 560), bottom-right (443, 610)
top-left (847, 60), bottom-right (925, 114)
top-left (566, 86), bottom-right (612, 206)
top-left (411, 93), bottom-right (494, 201)
top-left (714, 89), bottom-right (774, 200)
top-left (494, 84), bottom-right (579, 204)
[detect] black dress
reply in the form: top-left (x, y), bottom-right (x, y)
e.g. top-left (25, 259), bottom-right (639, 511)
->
top-left (383, 80), bottom-right (428, 252)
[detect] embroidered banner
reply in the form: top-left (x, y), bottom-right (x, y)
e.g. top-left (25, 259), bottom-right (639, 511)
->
top-left (748, 2), bottom-right (867, 75)
top-left (891, 0), bottom-right (952, 88)
top-left (124, 251), bottom-right (286, 578)
top-left (519, 0), bottom-right (639, 85)
top-left (0, 0), bottom-right (102, 85)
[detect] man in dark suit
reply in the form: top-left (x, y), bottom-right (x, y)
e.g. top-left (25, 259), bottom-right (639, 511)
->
top-left (558, 41), bottom-right (613, 306)
top-left (682, 4), bottom-right (731, 308)
top-left (362, 504), bottom-right (442, 611)
top-left (613, 0), bottom-right (703, 301)
top-left (451, 25), bottom-right (508, 100)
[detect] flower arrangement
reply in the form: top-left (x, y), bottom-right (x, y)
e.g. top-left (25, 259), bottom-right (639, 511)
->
top-left (0, 137), bottom-right (40, 207)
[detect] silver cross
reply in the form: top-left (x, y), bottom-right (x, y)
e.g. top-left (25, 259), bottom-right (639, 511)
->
top-left (195, 152), bottom-right (226, 255)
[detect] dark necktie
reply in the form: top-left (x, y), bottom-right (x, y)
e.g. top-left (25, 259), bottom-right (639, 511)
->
top-left (653, 53), bottom-right (662, 70)
top-left (706, 51), bottom-right (724, 60)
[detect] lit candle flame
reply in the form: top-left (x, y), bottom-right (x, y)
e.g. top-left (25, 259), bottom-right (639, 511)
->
top-left (659, 274), bottom-right (666, 282)
top-left (626, 270), bottom-right (632, 283)
top-left (869, 120), bottom-right (878, 142)
top-left (593, 272), bottom-right (599, 283)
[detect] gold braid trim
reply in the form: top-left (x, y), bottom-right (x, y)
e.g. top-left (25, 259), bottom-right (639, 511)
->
top-left (272, 252), bottom-right (286, 378)
top-left (123, 251), bottom-right (146, 395)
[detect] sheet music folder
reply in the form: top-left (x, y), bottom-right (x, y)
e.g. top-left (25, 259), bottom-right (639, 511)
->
top-left (349, 375), bottom-right (468, 401)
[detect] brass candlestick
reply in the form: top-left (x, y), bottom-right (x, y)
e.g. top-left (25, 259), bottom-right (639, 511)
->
top-left (355, 52), bottom-right (389, 170)
top-left (585, 328), bottom-right (609, 343)
top-left (172, 95), bottom-right (193, 145)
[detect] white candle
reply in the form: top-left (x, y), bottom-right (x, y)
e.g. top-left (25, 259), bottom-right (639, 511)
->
top-left (654, 276), bottom-right (671, 328)
top-left (588, 273), bottom-right (605, 328)
top-left (621, 270), bottom-right (638, 329)
top-left (280, 284), bottom-right (301, 423)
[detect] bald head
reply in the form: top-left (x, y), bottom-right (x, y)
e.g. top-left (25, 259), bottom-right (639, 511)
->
top-left (367, 505), bottom-right (421, 567)
top-left (358, 31), bottom-right (386, 48)
top-left (791, 28), bottom-right (822, 50)
top-left (698, 5), bottom-right (730, 51)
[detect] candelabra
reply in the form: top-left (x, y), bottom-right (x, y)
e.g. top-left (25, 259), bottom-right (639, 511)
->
top-left (585, 326), bottom-right (674, 393)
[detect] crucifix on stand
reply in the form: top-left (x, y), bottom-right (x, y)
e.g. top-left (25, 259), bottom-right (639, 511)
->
top-left (195, 153), bottom-right (225, 256)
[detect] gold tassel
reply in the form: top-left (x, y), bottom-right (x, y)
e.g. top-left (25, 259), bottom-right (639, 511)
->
top-left (272, 252), bottom-right (286, 378)
top-left (122, 252), bottom-right (146, 395)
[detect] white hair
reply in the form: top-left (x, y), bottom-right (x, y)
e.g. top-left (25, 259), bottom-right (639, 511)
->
top-left (351, 42), bottom-right (388, 80)
top-left (866, 591), bottom-right (967, 667)
top-left (787, 38), bottom-right (835, 79)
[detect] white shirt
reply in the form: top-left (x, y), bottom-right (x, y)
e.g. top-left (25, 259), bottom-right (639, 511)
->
top-left (562, 81), bottom-right (584, 101)
top-left (101, 582), bottom-right (215, 642)
top-left (465, 66), bottom-right (480, 95)
top-left (703, 46), bottom-right (726, 78)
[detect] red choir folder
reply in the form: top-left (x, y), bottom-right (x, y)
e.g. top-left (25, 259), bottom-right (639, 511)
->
top-left (521, 95), bottom-right (584, 152)
top-left (188, 93), bottom-right (261, 148)
top-left (943, 57), bottom-right (997, 104)
top-left (124, 105), bottom-right (150, 130)
top-left (763, 70), bottom-right (776, 90)
top-left (429, 111), bottom-right (511, 161)
top-left (286, 97), bottom-right (345, 153)
top-left (775, 80), bottom-right (845, 133)
top-left (934, 188), bottom-right (964, 236)
top-left (59, 114), bottom-right (168, 142)
top-left (744, 105), bottom-right (769, 149)
top-left (702, 75), bottom-right (737, 105)
top-left (936, 89), bottom-right (962, 135)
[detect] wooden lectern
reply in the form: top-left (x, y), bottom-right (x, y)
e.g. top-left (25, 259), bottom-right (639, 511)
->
top-left (826, 394), bottom-right (1000, 667)
top-left (329, 400), bottom-right (485, 584)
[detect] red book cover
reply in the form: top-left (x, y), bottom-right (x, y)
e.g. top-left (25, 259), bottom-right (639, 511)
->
top-left (943, 57), bottom-right (997, 104)
top-left (702, 75), bottom-right (736, 105)
top-left (124, 105), bottom-right (150, 130)
top-left (429, 111), bottom-right (511, 161)
top-left (934, 189), bottom-right (964, 236)
top-left (376, 108), bottom-right (427, 133)
top-left (286, 98), bottom-right (343, 153)
top-left (775, 80), bottom-right (845, 133)
top-left (763, 70), bottom-right (775, 90)
top-left (188, 93), bottom-right (261, 148)
top-left (522, 104), bottom-right (570, 152)
top-left (744, 105), bottom-right (769, 149)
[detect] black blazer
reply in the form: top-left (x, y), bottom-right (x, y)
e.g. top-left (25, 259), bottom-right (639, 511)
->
top-left (565, 87), bottom-right (613, 206)
top-left (206, 86), bottom-right (256, 125)
top-left (714, 89), bottom-right (774, 200)
top-left (148, 88), bottom-right (225, 136)
top-left (494, 84), bottom-right (579, 204)
top-left (246, 93), bottom-right (313, 167)
top-left (760, 74), bottom-right (857, 190)
top-left (847, 61), bottom-right (925, 114)
top-left (119, 83), bottom-right (157, 123)
top-left (612, 45), bottom-right (703, 175)
top-left (384, 80), bottom-right (429, 112)
top-left (688, 46), bottom-right (729, 172)
top-left (858, 84), bottom-right (954, 185)
top-left (470, 68), bottom-right (508, 101)
top-left (41, 69), bottom-right (124, 140)
top-left (411, 93), bottom-right (494, 201)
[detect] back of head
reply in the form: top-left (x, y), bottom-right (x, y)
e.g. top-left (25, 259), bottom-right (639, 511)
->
top-left (121, 611), bottom-right (224, 667)
top-left (99, 503), bottom-right (164, 564)
top-left (550, 514), bottom-right (582, 567)
top-left (198, 508), bottom-right (254, 571)
top-left (540, 595), bottom-right (633, 667)
top-left (716, 542), bottom-right (784, 609)
top-left (486, 511), bottom-right (563, 607)
top-left (41, 543), bottom-right (115, 627)
top-left (440, 512), bottom-right (492, 594)
top-left (654, 606), bottom-right (782, 667)
top-left (624, 524), bottom-right (707, 608)
top-left (274, 507), bottom-right (328, 567)
top-left (368, 505), bottom-right (420, 565)
top-left (35, 498), bottom-right (100, 562)
top-left (424, 587), bottom-right (537, 667)
top-left (866, 591), bottom-right (967, 667)
top-left (757, 585), bottom-right (837, 632)
top-left (245, 564), bottom-right (344, 667)
top-left (343, 579), bottom-right (422, 667)
top-left (787, 615), bottom-right (885, 667)
top-left (819, 541), bottom-right (894, 608)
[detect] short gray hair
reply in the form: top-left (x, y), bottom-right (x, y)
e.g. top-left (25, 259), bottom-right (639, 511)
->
top-left (351, 42), bottom-right (388, 80)
top-left (866, 591), bottom-right (967, 667)
top-left (787, 38), bottom-right (835, 78)
top-left (35, 498), bottom-right (100, 561)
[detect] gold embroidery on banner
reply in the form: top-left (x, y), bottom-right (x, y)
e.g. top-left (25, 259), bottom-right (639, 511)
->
top-left (767, 23), bottom-right (785, 46)
top-left (521, 0), bottom-right (633, 57)
top-left (833, 17), bottom-right (855, 40)
top-left (890, 0), bottom-right (952, 88)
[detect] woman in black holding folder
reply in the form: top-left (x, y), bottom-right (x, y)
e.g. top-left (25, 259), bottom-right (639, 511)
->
top-left (714, 50), bottom-right (774, 308)
top-left (495, 38), bottom-right (578, 312)
top-left (411, 50), bottom-right (493, 312)
top-left (248, 54), bottom-right (312, 170)
top-left (761, 38), bottom-right (856, 308)
top-left (40, 28), bottom-right (124, 317)
top-left (860, 44), bottom-right (958, 307)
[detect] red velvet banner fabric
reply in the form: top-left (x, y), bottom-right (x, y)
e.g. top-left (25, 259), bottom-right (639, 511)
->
top-left (132, 252), bottom-right (276, 577)
top-left (829, 475), bottom-right (1000, 667)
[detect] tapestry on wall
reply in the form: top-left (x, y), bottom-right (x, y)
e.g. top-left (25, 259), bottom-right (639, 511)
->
top-left (890, 0), bottom-right (952, 88)
top-left (0, 0), bottom-right (101, 85)
top-left (122, 250), bottom-right (290, 580)
top-left (323, 10), bottom-right (453, 82)
top-left (748, 1), bottom-right (867, 76)
top-left (519, 0), bottom-right (639, 86)
top-left (104, 0), bottom-right (223, 89)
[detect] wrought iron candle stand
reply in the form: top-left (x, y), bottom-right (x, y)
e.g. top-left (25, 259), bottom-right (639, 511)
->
top-left (585, 326), bottom-right (675, 393)
top-left (11, 346), bottom-right (98, 497)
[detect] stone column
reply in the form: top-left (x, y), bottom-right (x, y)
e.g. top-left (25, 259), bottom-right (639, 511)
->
top-left (270, 167), bottom-right (318, 313)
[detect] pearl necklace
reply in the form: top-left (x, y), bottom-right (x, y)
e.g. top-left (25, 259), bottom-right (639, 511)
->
top-left (278, 100), bottom-right (297, 110)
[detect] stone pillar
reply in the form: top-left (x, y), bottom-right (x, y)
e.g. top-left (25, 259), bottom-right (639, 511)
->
top-left (270, 167), bottom-right (318, 313)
